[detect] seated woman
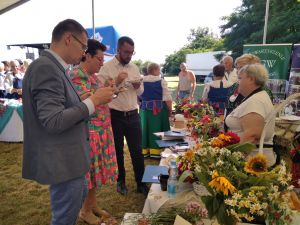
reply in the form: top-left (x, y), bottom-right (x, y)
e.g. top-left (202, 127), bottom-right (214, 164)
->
top-left (202, 64), bottom-right (233, 115)
top-left (139, 63), bottom-right (172, 158)
top-left (225, 63), bottom-right (276, 166)
top-left (225, 54), bottom-right (273, 120)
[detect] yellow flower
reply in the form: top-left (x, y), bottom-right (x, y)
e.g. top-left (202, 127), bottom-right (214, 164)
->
top-left (211, 138), bottom-right (224, 148)
top-left (244, 154), bottom-right (268, 176)
top-left (208, 171), bottom-right (237, 195)
top-left (219, 133), bottom-right (231, 142)
top-left (185, 150), bottom-right (194, 160)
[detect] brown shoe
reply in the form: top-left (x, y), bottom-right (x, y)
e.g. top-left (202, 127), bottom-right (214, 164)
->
top-left (79, 211), bottom-right (101, 225)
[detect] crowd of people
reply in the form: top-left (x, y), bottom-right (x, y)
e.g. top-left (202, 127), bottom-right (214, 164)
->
top-left (0, 58), bottom-right (32, 99)
top-left (0, 17), bottom-right (277, 225)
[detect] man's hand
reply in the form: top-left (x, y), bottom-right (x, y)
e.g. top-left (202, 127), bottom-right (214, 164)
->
top-left (115, 72), bottom-right (128, 86)
top-left (89, 86), bottom-right (115, 106)
top-left (104, 78), bottom-right (115, 87)
top-left (131, 82), bottom-right (141, 89)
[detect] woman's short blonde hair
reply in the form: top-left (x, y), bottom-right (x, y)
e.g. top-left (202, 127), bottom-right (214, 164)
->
top-left (239, 63), bottom-right (269, 87)
top-left (235, 53), bottom-right (261, 67)
top-left (147, 63), bottom-right (160, 75)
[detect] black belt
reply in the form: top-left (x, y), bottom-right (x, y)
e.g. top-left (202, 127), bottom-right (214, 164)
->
top-left (110, 108), bottom-right (138, 117)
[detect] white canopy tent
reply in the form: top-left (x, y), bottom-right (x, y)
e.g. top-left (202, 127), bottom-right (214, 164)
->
top-left (0, 0), bottom-right (30, 15)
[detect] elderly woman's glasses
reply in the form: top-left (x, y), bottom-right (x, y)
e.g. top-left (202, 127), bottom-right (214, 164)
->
top-left (71, 34), bottom-right (88, 51)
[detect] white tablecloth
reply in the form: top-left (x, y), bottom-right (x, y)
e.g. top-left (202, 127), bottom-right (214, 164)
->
top-left (0, 99), bottom-right (23, 142)
top-left (0, 109), bottom-right (23, 142)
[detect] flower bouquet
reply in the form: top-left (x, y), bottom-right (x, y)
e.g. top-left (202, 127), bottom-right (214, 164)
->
top-left (122, 202), bottom-right (208, 225)
top-left (188, 115), bottom-right (223, 141)
top-left (290, 132), bottom-right (300, 188)
top-left (180, 101), bottom-right (215, 120)
top-left (150, 201), bottom-right (208, 225)
top-left (174, 98), bottom-right (193, 114)
top-left (191, 140), bottom-right (293, 225)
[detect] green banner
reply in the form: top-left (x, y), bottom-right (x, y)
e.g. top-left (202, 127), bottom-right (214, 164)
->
top-left (243, 44), bottom-right (292, 80)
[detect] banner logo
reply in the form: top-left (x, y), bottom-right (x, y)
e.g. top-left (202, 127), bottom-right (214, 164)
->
top-left (261, 60), bottom-right (277, 68)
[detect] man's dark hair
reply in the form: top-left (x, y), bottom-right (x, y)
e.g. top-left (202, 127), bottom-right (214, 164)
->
top-left (51, 19), bottom-right (88, 42)
top-left (82, 39), bottom-right (107, 62)
top-left (213, 64), bottom-right (225, 77)
top-left (117, 36), bottom-right (134, 49)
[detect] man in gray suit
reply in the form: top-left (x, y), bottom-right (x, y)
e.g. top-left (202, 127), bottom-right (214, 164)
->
top-left (22, 19), bottom-right (114, 225)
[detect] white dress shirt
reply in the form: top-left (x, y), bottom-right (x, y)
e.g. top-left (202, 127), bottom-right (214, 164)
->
top-left (98, 57), bottom-right (144, 111)
top-left (223, 68), bottom-right (238, 83)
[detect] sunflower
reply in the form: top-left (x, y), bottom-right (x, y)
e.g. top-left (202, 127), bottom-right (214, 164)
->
top-left (208, 171), bottom-right (237, 195)
top-left (244, 154), bottom-right (268, 176)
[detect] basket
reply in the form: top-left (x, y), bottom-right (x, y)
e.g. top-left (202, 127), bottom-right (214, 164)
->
top-left (259, 93), bottom-right (300, 154)
top-left (174, 120), bottom-right (185, 129)
top-left (192, 181), bottom-right (211, 196)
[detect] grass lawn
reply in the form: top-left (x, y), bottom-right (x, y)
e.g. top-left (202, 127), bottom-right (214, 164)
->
top-left (0, 77), bottom-right (200, 225)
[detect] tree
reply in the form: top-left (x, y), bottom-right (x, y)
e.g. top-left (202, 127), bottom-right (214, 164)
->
top-left (163, 27), bottom-right (223, 74)
top-left (186, 27), bottom-right (223, 51)
top-left (163, 48), bottom-right (196, 75)
top-left (220, 0), bottom-right (300, 58)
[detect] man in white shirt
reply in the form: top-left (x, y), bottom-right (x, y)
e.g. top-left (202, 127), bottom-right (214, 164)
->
top-left (222, 55), bottom-right (238, 83)
top-left (98, 36), bottom-right (148, 196)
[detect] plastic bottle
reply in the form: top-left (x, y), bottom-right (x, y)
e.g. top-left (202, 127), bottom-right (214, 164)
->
top-left (167, 159), bottom-right (178, 198)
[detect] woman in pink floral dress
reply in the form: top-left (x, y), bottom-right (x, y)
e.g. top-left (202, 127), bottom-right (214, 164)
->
top-left (69, 39), bottom-right (118, 225)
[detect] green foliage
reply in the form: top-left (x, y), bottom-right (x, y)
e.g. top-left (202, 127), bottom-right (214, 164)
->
top-left (132, 59), bottom-right (153, 74)
top-left (220, 0), bottom-right (300, 58)
top-left (162, 27), bottom-right (223, 74)
top-left (163, 48), bottom-right (195, 75)
top-left (186, 27), bottom-right (224, 51)
top-left (226, 142), bottom-right (256, 153)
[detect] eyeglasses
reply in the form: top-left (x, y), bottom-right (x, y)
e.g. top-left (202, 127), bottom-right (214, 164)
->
top-left (71, 34), bottom-right (88, 51)
top-left (121, 50), bottom-right (136, 56)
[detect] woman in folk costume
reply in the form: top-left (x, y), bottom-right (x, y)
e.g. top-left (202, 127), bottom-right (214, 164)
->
top-left (139, 63), bottom-right (172, 157)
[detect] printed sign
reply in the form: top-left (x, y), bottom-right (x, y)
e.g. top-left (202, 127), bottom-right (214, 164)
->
top-left (243, 44), bottom-right (293, 102)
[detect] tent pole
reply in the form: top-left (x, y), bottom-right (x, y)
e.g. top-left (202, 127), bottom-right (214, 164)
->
top-left (263, 0), bottom-right (270, 44)
top-left (92, 0), bottom-right (95, 39)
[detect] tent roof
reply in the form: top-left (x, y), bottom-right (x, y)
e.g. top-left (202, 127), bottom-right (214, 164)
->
top-left (0, 0), bottom-right (30, 15)
top-left (8, 43), bottom-right (50, 49)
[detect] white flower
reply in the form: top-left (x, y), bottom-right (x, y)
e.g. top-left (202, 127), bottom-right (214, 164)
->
top-left (216, 160), bottom-right (224, 167)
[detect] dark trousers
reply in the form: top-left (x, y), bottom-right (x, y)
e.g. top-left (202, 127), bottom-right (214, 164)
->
top-left (110, 109), bottom-right (145, 185)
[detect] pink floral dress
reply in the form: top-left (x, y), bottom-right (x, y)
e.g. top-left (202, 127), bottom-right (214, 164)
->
top-left (69, 67), bottom-right (118, 189)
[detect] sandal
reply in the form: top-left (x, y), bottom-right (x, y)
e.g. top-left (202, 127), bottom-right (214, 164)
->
top-left (79, 211), bottom-right (102, 225)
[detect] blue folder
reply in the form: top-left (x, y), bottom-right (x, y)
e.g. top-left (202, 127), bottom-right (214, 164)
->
top-left (156, 140), bottom-right (181, 148)
top-left (142, 165), bottom-right (169, 183)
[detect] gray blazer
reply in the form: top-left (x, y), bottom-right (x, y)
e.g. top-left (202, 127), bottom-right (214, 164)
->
top-left (22, 50), bottom-right (90, 185)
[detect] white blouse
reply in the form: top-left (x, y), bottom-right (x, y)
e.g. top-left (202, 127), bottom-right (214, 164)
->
top-left (225, 91), bottom-right (275, 144)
